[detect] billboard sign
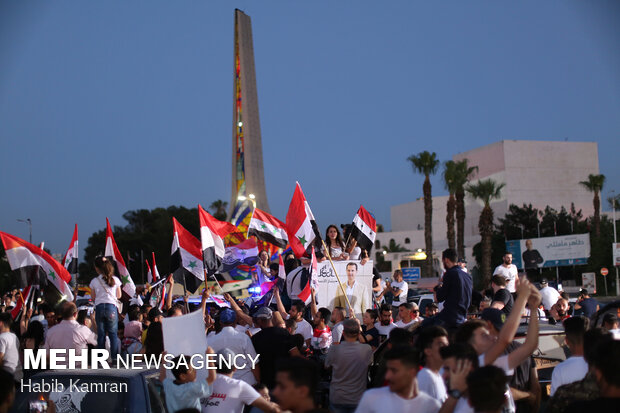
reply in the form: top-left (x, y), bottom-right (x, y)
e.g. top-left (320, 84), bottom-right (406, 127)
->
top-left (506, 234), bottom-right (590, 269)
top-left (614, 243), bottom-right (620, 267)
top-left (582, 272), bottom-right (596, 294)
top-left (402, 267), bottom-right (421, 283)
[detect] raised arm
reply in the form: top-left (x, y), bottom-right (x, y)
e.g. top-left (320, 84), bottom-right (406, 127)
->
top-left (484, 279), bottom-right (531, 366)
top-left (223, 293), bottom-right (253, 326)
top-left (310, 288), bottom-right (319, 321)
top-left (273, 287), bottom-right (288, 319)
top-left (165, 275), bottom-right (174, 311)
top-left (507, 285), bottom-right (540, 370)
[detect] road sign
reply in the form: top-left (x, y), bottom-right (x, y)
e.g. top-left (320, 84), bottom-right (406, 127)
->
top-left (402, 267), bottom-right (421, 283)
top-left (601, 267), bottom-right (609, 276)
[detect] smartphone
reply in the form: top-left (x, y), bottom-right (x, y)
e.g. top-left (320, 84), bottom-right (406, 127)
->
top-left (29, 400), bottom-right (48, 413)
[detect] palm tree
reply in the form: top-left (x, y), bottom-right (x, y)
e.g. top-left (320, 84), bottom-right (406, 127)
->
top-left (466, 179), bottom-right (505, 286)
top-left (442, 161), bottom-right (458, 250)
top-left (408, 151), bottom-right (439, 278)
top-left (453, 159), bottom-right (478, 259)
top-left (579, 174), bottom-right (605, 237)
top-left (209, 200), bottom-right (228, 221)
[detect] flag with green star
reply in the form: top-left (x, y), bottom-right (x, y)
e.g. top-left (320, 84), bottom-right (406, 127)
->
top-left (248, 208), bottom-right (288, 249)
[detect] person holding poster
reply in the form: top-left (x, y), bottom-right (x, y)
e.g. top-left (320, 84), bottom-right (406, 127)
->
top-left (334, 262), bottom-right (369, 318)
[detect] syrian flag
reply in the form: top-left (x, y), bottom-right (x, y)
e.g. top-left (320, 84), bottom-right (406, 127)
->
top-left (286, 266), bottom-right (312, 305)
top-left (199, 204), bottom-right (237, 275)
top-left (105, 218), bottom-right (136, 297)
top-left (285, 182), bottom-right (322, 258)
top-left (278, 255), bottom-right (286, 280)
top-left (248, 208), bottom-right (288, 249)
top-left (147, 252), bottom-right (160, 284)
top-left (221, 239), bottom-right (259, 273)
top-left (1, 231), bottom-right (74, 302)
top-left (171, 217), bottom-right (205, 293)
top-left (351, 205), bottom-right (377, 252)
top-left (62, 224), bottom-right (79, 277)
top-left (10, 285), bottom-right (36, 320)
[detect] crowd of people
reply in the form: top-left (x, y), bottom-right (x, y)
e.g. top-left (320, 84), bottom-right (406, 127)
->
top-left (1, 246), bottom-right (620, 413)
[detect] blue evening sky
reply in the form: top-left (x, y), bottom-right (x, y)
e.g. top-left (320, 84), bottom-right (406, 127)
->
top-left (1, 1), bottom-right (619, 257)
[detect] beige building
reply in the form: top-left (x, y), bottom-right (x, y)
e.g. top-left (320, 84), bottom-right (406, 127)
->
top-left (377, 140), bottom-right (600, 269)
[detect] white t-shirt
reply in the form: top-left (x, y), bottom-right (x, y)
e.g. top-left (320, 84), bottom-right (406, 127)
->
top-left (550, 356), bottom-right (588, 396)
top-left (355, 387), bottom-right (441, 413)
top-left (493, 264), bottom-right (518, 293)
top-left (395, 319), bottom-right (416, 329)
top-left (285, 314), bottom-right (313, 340)
top-left (539, 286), bottom-right (561, 311)
top-left (201, 374), bottom-right (261, 413)
top-left (374, 322), bottom-right (397, 337)
top-left (89, 275), bottom-right (122, 306)
top-left (0, 331), bottom-right (21, 380)
top-left (417, 368), bottom-right (447, 402)
top-left (390, 280), bottom-right (408, 304)
top-left (331, 321), bottom-right (344, 344)
top-left (207, 327), bottom-right (258, 385)
top-left (478, 354), bottom-right (516, 412)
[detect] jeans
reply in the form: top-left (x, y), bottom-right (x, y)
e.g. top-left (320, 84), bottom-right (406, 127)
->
top-left (95, 303), bottom-right (119, 360)
top-left (329, 403), bottom-right (357, 413)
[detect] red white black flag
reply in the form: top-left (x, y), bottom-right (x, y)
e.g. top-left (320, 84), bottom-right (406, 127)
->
top-left (62, 224), bottom-right (79, 277)
top-left (248, 208), bottom-right (288, 249)
top-left (285, 182), bottom-right (322, 258)
top-left (351, 205), bottom-right (377, 252)
top-left (1, 231), bottom-right (74, 301)
top-left (171, 217), bottom-right (204, 293)
top-left (105, 218), bottom-right (136, 297)
top-left (199, 204), bottom-right (237, 276)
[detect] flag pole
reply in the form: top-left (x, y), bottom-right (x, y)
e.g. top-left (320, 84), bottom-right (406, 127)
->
top-left (207, 270), bottom-right (226, 296)
top-left (321, 239), bottom-right (353, 312)
top-left (181, 273), bottom-right (189, 314)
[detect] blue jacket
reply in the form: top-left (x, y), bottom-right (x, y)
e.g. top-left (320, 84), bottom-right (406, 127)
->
top-left (435, 265), bottom-right (472, 327)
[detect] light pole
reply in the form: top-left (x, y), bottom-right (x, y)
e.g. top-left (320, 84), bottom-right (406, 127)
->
top-left (17, 218), bottom-right (32, 244)
top-left (611, 190), bottom-right (619, 296)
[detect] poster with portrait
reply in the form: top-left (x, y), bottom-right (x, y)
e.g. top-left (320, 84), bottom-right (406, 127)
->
top-left (506, 234), bottom-right (590, 269)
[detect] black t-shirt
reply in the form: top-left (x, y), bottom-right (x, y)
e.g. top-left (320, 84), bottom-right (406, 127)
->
top-left (493, 288), bottom-right (514, 314)
top-left (579, 297), bottom-right (598, 318)
top-left (361, 325), bottom-right (380, 348)
top-left (251, 326), bottom-right (295, 388)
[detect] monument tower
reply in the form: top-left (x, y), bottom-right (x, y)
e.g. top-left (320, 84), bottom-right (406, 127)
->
top-left (229, 9), bottom-right (270, 230)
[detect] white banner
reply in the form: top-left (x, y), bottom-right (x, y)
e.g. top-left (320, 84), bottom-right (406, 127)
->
top-left (613, 243), bottom-right (620, 267)
top-left (161, 309), bottom-right (209, 381)
top-left (506, 234), bottom-right (590, 269)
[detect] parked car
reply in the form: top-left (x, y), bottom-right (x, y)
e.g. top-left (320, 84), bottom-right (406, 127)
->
top-left (11, 368), bottom-right (166, 413)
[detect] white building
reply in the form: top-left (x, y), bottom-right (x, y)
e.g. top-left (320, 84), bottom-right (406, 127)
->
top-left (377, 140), bottom-right (600, 272)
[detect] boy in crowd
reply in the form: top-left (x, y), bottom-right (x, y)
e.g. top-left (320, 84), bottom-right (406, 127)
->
top-left (159, 349), bottom-right (216, 413)
top-left (0, 313), bottom-right (21, 380)
top-left (439, 343), bottom-right (479, 413)
top-left (467, 366), bottom-right (509, 413)
top-left (203, 348), bottom-right (279, 413)
top-left (395, 303), bottom-right (422, 329)
top-left (550, 316), bottom-right (589, 395)
top-left (356, 346), bottom-right (441, 413)
top-left (272, 357), bottom-right (324, 413)
top-left (417, 326), bottom-right (449, 402)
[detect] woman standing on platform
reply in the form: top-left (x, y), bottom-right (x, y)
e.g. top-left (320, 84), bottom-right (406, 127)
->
top-left (89, 256), bottom-right (122, 359)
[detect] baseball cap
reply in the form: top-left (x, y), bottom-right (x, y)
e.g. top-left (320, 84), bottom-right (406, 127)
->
top-left (480, 308), bottom-right (507, 332)
top-left (540, 279), bottom-right (548, 285)
top-left (458, 258), bottom-right (467, 264)
top-left (148, 308), bottom-right (163, 322)
top-left (579, 288), bottom-right (588, 295)
top-left (219, 308), bottom-right (237, 324)
top-left (254, 307), bottom-right (273, 319)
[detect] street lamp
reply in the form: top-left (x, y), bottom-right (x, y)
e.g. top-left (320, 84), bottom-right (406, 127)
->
top-left (611, 190), bottom-right (619, 296)
top-left (17, 218), bottom-right (32, 244)
top-left (238, 193), bottom-right (257, 209)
